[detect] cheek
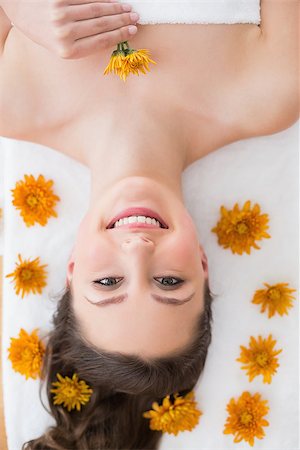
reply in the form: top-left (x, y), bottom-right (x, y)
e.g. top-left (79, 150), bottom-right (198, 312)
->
top-left (74, 212), bottom-right (105, 259)
top-left (172, 238), bottom-right (199, 263)
top-left (74, 230), bottom-right (111, 268)
top-left (84, 241), bottom-right (111, 266)
top-left (172, 216), bottom-right (200, 263)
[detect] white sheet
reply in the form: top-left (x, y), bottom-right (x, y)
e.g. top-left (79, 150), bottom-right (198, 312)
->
top-left (1, 120), bottom-right (299, 450)
top-left (122, 0), bottom-right (261, 24)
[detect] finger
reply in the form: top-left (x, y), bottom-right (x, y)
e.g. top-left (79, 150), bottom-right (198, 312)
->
top-left (68, 11), bottom-right (138, 40)
top-left (57, 2), bottom-right (132, 22)
top-left (61, 0), bottom-right (120, 5)
top-left (64, 24), bottom-right (137, 58)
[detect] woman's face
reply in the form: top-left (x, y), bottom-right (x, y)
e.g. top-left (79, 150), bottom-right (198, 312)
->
top-left (68, 177), bottom-right (209, 359)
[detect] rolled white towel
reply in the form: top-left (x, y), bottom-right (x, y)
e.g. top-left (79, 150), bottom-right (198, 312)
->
top-left (122, 0), bottom-right (261, 24)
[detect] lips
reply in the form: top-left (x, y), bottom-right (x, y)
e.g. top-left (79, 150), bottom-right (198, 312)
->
top-left (106, 207), bottom-right (169, 229)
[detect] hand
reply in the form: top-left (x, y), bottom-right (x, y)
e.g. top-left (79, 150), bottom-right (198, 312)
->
top-left (1, 0), bottom-right (139, 58)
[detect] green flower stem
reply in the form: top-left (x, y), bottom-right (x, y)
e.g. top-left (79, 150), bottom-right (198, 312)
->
top-left (116, 41), bottom-right (133, 56)
top-left (122, 41), bottom-right (132, 52)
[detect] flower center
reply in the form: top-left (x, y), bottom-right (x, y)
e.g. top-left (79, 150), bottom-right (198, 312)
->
top-left (240, 411), bottom-right (254, 425)
top-left (267, 287), bottom-right (281, 300)
top-left (235, 221), bottom-right (249, 234)
top-left (26, 194), bottom-right (39, 208)
top-left (20, 269), bottom-right (33, 281)
top-left (63, 386), bottom-right (78, 398)
top-left (255, 351), bottom-right (269, 367)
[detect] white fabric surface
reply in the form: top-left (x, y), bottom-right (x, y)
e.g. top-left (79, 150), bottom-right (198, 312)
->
top-left (10, 1), bottom-right (260, 26)
top-left (124, 0), bottom-right (260, 24)
top-left (1, 120), bottom-right (299, 450)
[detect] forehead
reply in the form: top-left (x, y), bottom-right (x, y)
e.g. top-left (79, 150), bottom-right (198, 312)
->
top-left (69, 263), bottom-right (205, 349)
top-left (71, 284), bottom-right (205, 359)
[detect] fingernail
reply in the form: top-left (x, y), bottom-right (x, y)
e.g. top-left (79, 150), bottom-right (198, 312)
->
top-left (128, 25), bottom-right (137, 34)
top-left (130, 12), bottom-right (139, 21)
top-left (122, 4), bottom-right (132, 11)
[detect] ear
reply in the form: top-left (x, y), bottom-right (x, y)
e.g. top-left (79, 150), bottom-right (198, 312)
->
top-left (66, 248), bottom-right (75, 287)
top-left (199, 245), bottom-right (209, 279)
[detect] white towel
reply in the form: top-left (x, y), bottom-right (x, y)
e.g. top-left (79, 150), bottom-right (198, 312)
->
top-left (124, 0), bottom-right (260, 24)
top-left (8, 1), bottom-right (261, 26)
top-left (1, 120), bottom-right (299, 450)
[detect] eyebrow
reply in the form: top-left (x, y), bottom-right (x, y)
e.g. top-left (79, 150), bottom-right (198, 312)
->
top-left (84, 292), bottom-right (195, 307)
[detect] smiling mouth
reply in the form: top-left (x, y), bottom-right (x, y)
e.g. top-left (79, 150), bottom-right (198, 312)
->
top-left (106, 207), bottom-right (169, 230)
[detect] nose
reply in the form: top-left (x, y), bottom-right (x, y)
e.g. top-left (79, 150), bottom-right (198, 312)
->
top-left (121, 235), bottom-right (155, 253)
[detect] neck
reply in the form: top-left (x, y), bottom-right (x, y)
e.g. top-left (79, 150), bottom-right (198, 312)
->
top-left (86, 108), bottom-right (188, 205)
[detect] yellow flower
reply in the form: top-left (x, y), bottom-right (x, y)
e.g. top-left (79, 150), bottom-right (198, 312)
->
top-left (211, 200), bottom-right (270, 254)
top-left (6, 254), bottom-right (47, 298)
top-left (237, 335), bottom-right (282, 384)
top-left (51, 373), bottom-right (93, 412)
top-left (103, 41), bottom-right (156, 81)
top-left (11, 174), bottom-right (60, 227)
top-left (223, 391), bottom-right (269, 447)
top-left (252, 282), bottom-right (297, 318)
top-left (142, 391), bottom-right (202, 435)
top-left (7, 328), bottom-right (45, 379)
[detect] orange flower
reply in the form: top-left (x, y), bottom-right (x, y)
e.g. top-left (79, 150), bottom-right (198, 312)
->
top-left (224, 391), bottom-right (269, 447)
top-left (6, 254), bottom-right (47, 298)
top-left (7, 328), bottom-right (45, 379)
top-left (51, 373), bottom-right (93, 412)
top-left (143, 391), bottom-right (202, 435)
top-left (237, 335), bottom-right (282, 384)
top-left (211, 200), bottom-right (270, 254)
top-left (104, 41), bottom-right (156, 81)
top-left (252, 282), bottom-right (296, 318)
top-left (11, 174), bottom-right (60, 226)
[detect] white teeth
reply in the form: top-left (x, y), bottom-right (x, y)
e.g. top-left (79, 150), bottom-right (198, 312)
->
top-left (113, 215), bottom-right (162, 228)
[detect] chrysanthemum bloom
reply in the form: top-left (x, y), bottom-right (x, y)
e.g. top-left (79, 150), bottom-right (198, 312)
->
top-left (237, 335), bottom-right (282, 384)
top-left (51, 373), bottom-right (93, 412)
top-left (6, 254), bottom-right (47, 298)
top-left (211, 200), bottom-right (270, 254)
top-left (252, 282), bottom-right (296, 318)
top-left (11, 174), bottom-right (60, 226)
top-left (223, 391), bottom-right (269, 447)
top-left (103, 41), bottom-right (156, 81)
top-left (7, 328), bottom-right (45, 379)
top-left (142, 391), bottom-right (202, 435)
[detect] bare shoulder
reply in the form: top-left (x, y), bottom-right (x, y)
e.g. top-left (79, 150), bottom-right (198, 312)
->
top-left (182, 5), bottom-right (299, 164)
top-left (0, 26), bottom-right (80, 141)
top-left (0, 27), bottom-right (40, 139)
top-left (233, 0), bottom-right (299, 139)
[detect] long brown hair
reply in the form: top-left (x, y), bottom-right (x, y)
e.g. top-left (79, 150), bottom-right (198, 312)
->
top-left (23, 279), bottom-right (214, 450)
